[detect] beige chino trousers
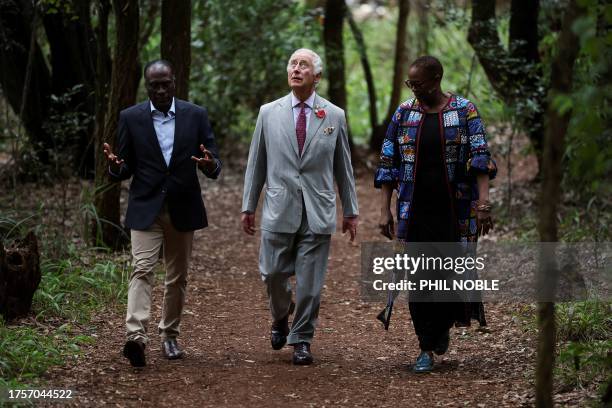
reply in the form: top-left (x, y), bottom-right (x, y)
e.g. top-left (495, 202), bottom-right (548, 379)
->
top-left (125, 204), bottom-right (194, 343)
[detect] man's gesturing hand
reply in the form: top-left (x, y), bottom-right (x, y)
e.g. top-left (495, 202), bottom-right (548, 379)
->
top-left (191, 144), bottom-right (216, 173)
top-left (342, 216), bottom-right (358, 242)
top-left (103, 142), bottom-right (124, 173)
top-left (241, 212), bottom-right (256, 235)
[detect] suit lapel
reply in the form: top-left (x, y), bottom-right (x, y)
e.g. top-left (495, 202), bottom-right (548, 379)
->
top-left (301, 94), bottom-right (326, 157)
top-left (140, 102), bottom-right (168, 169)
top-left (168, 99), bottom-right (183, 169)
top-left (279, 93), bottom-right (299, 158)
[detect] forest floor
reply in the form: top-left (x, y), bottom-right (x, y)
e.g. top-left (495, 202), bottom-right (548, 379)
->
top-left (31, 140), bottom-right (598, 407)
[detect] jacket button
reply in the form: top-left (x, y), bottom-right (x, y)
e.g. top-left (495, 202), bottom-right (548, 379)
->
top-left (162, 188), bottom-right (167, 194)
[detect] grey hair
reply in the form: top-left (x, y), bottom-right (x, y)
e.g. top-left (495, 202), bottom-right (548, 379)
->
top-left (287, 48), bottom-right (323, 76)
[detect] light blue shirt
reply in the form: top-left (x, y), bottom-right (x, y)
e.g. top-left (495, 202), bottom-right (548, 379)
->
top-left (150, 98), bottom-right (176, 166)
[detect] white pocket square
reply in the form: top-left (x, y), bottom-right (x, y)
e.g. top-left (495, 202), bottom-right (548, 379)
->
top-left (323, 126), bottom-right (335, 135)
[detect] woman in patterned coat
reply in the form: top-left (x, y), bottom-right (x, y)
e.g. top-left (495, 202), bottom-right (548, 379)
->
top-left (375, 56), bottom-right (497, 373)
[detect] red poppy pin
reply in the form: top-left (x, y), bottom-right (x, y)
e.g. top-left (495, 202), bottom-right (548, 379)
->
top-left (314, 105), bottom-right (326, 119)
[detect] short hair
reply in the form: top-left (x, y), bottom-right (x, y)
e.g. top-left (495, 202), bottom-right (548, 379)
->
top-left (143, 59), bottom-right (175, 80)
top-left (287, 48), bottom-right (323, 75)
top-left (410, 56), bottom-right (443, 80)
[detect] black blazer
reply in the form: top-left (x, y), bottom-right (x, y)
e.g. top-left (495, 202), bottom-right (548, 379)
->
top-left (110, 99), bottom-right (222, 232)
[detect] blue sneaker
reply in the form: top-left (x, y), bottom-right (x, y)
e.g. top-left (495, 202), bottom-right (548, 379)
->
top-left (413, 351), bottom-right (434, 373)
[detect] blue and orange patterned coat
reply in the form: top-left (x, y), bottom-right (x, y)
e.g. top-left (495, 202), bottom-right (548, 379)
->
top-left (374, 94), bottom-right (497, 243)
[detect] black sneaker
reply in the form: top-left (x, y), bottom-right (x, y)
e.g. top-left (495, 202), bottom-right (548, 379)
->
top-left (292, 342), bottom-right (313, 365)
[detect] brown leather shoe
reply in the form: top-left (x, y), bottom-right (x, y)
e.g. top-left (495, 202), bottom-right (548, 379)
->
top-left (292, 342), bottom-right (313, 365)
top-left (123, 340), bottom-right (146, 367)
top-left (270, 301), bottom-right (295, 350)
top-left (161, 338), bottom-right (185, 360)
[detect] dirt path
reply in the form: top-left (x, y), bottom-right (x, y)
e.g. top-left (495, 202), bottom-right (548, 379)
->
top-left (43, 170), bottom-right (539, 407)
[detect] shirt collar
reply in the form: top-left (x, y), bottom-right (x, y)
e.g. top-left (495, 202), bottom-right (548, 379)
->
top-left (150, 97), bottom-right (176, 116)
top-left (291, 91), bottom-right (316, 109)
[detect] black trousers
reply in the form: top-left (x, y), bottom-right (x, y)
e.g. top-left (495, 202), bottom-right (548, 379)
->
top-left (405, 216), bottom-right (461, 352)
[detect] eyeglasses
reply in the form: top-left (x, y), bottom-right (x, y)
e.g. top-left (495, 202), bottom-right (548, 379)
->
top-left (404, 76), bottom-right (439, 90)
top-left (288, 61), bottom-right (310, 71)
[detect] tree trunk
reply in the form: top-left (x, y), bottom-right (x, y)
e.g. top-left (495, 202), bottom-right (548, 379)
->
top-left (0, 0), bottom-right (52, 164)
top-left (368, 0), bottom-right (409, 152)
top-left (324, 0), bottom-right (347, 112)
top-left (92, 0), bottom-right (112, 245)
top-left (94, 0), bottom-right (140, 249)
top-left (509, 0), bottom-right (544, 175)
top-left (161, 0), bottom-right (191, 100)
top-left (140, 0), bottom-right (160, 49)
top-left (323, 0), bottom-right (353, 148)
top-left (383, 0), bottom-right (410, 128)
top-left (0, 232), bottom-right (41, 321)
top-left (42, 1), bottom-right (96, 97)
top-left (468, 0), bottom-right (544, 171)
top-left (41, 0), bottom-right (97, 177)
top-left (536, 1), bottom-right (584, 406)
top-left (347, 10), bottom-right (378, 141)
top-left (414, 0), bottom-right (429, 56)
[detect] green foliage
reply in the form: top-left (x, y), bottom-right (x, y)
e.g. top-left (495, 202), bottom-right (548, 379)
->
top-left (33, 252), bottom-right (129, 321)
top-left (0, 323), bottom-right (63, 385)
top-left (344, 3), bottom-right (506, 144)
top-left (520, 301), bottom-right (611, 400)
top-left (0, 211), bottom-right (39, 245)
top-left (39, 0), bottom-right (76, 17)
top-left (0, 321), bottom-right (93, 388)
top-left (191, 0), bottom-right (320, 142)
top-left (1, 192), bottom-right (128, 387)
top-left (557, 301), bottom-right (612, 342)
top-left (0, 247), bottom-right (128, 388)
top-left (559, 203), bottom-right (611, 242)
top-left (555, 301), bottom-right (612, 398)
top-left (17, 84), bottom-right (94, 182)
top-left (541, 0), bottom-right (612, 198)
top-left (80, 183), bottom-right (129, 248)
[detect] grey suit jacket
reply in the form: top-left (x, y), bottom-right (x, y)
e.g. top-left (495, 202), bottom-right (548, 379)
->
top-left (242, 92), bottom-right (359, 235)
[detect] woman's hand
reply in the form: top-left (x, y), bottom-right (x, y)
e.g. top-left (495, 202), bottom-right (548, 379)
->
top-left (476, 200), bottom-right (493, 236)
top-left (379, 209), bottom-right (395, 240)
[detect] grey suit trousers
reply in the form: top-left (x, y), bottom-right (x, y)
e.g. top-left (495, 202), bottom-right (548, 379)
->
top-left (259, 204), bottom-right (331, 345)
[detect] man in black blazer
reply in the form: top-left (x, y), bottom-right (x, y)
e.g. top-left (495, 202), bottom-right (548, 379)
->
top-left (103, 59), bottom-right (221, 367)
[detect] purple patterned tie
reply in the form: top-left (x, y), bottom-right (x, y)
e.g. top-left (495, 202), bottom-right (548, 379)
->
top-left (296, 102), bottom-right (306, 156)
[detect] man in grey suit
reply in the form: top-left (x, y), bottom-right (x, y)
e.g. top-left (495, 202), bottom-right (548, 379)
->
top-left (241, 48), bottom-right (359, 365)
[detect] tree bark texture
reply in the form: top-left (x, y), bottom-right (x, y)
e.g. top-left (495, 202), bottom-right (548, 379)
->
top-left (384, 0), bottom-right (410, 129)
top-left (0, 0), bottom-right (52, 162)
top-left (92, 0), bottom-right (112, 245)
top-left (41, 0), bottom-right (97, 176)
top-left (161, 0), bottom-right (191, 100)
top-left (468, 0), bottom-right (544, 171)
top-left (324, 0), bottom-right (347, 112)
top-left (140, 0), bottom-right (160, 49)
top-left (323, 0), bottom-right (354, 148)
top-left (94, 0), bottom-right (140, 249)
top-left (368, 0), bottom-right (409, 152)
top-left (347, 10), bottom-right (378, 138)
top-left (414, 0), bottom-right (429, 56)
top-left (536, 1), bottom-right (584, 406)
